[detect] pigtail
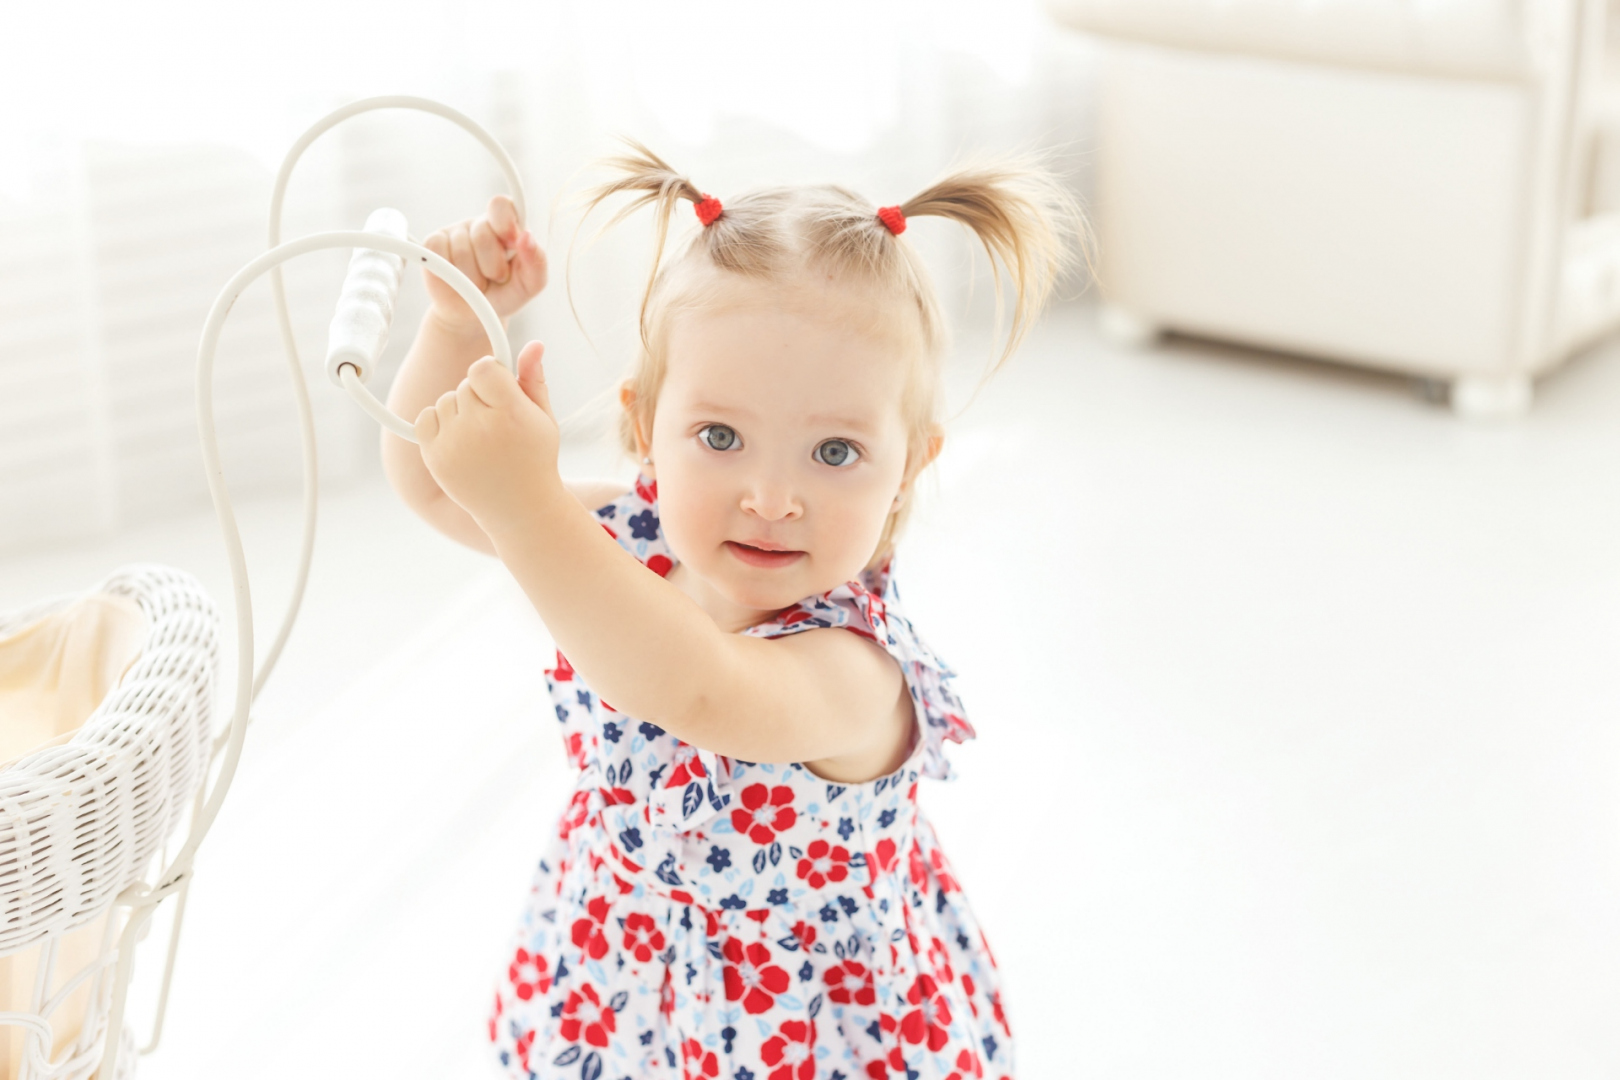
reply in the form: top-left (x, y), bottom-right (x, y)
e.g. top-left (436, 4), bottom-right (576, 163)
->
top-left (574, 139), bottom-right (708, 337)
top-left (899, 160), bottom-right (1090, 371)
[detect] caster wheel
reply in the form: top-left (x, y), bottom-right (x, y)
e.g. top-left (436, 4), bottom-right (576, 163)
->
top-left (1098, 303), bottom-right (1162, 348)
top-left (1450, 374), bottom-right (1533, 418)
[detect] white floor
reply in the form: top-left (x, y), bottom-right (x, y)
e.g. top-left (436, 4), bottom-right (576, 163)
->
top-left (4, 305), bottom-right (1620, 1079)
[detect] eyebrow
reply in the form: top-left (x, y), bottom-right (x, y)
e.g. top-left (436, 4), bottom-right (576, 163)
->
top-left (687, 403), bottom-right (881, 435)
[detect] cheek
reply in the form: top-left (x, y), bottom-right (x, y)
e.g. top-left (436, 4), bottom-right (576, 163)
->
top-left (648, 457), bottom-right (728, 552)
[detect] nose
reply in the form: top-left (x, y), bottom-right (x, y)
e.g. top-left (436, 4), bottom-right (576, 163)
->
top-left (739, 471), bottom-right (802, 522)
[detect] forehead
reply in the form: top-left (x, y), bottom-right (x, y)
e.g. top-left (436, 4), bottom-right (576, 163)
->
top-left (660, 273), bottom-right (919, 429)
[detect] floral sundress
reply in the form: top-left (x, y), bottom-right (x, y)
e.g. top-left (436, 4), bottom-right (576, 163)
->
top-left (489, 478), bottom-right (1013, 1080)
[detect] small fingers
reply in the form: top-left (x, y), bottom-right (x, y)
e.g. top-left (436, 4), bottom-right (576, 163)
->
top-left (471, 218), bottom-right (511, 286)
top-left (511, 232), bottom-right (548, 295)
top-left (448, 225), bottom-right (487, 291)
top-left (466, 355), bottom-right (518, 406)
top-left (487, 195), bottom-right (520, 242)
top-left (414, 405), bottom-right (440, 443)
top-left (516, 341), bottom-right (552, 415)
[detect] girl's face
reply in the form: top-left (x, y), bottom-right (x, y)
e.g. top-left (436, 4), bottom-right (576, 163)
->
top-left (644, 273), bottom-right (918, 630)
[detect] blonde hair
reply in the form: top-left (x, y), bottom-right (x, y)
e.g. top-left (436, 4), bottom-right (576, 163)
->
top-left (576, 139), bottom-right (1088, 564)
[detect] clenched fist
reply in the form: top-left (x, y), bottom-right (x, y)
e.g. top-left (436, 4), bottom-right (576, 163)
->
top-left (424, 194), bottom-right (547, 332)
top-left (415, 342), bottom-right (559, 533)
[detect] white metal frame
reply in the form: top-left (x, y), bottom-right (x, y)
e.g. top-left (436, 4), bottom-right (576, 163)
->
top-left (0, 96), bottom-right (526, 1080)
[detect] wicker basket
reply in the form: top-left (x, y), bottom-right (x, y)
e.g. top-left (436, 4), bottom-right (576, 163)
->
top-left (0, 566), bottom-right (218, 1080)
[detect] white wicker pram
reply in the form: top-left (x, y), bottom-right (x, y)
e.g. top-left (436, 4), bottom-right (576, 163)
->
top-left (0, 95), bottom-right (524, 1080)
top-left (0, 566), bottom-right (217, 1080)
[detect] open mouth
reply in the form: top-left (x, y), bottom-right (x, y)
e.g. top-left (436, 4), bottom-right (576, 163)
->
top-left (724, 541), bottom-right (806, 569)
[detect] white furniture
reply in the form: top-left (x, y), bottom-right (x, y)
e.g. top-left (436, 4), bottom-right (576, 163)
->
top-left (0, 567), bottom-right (218, 1079)
top-left (1047, 0), bottom-right (1620, 415)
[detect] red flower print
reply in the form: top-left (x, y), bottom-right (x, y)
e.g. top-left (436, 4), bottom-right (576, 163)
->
top-left (865, 1041), bottom-right (908, 1080)
top-left (961, 973), bottom-right (979, 1017)
top-left (908, 843), bottom-right (929, 892)
top-left (823, 959), bottom-right (875, 1006)
top-left (681, 1037), bottom-right (720, 1080)
top-left (721, 937), bottom-right (791, 1014)
top-left (648, 554), bottom-right (674, 577)
top-left (636, 477), bottom-right (658, 503)
top-left (515, 1029), bottom-right (535, 1070)
top-left (558, 788), bottom-right (592, 839)
top-left (570, 895), bottom-right (612, 960)
top-left (900, 973), bottom-right (952, 1052)
top-left (660, 967), bottom-right (676, 1018)
top-left (559, 982), bottom-right (616, 1048)
top-left (790, 920), bottom-right (817, 949)
top-left (945, 1048), bottom-right (984, 1080)
top-left (926, 935), bottom-right (955, 984)
top-left (664, 740), bottom-right (709, 787)
top-left (488, 990), bottom-right (502, 1042)
top-left (872, 837), bottom-right (897, 872)
top-left (507, 946), bottom-right (551, 1001)
top-left (795, 839), bottom-right (851, 889)
top-left (930, 846), bottom-right (959, 892)
top-left (600, 783), bottom-right (635, 806)
top-left (991, 989), bottom-right (1011, 1036)
top-left (623, 912), bottom-right (666, 963)
top-left (731, 783), bottom-right (797, 844)
top-left (761, 1019), bottom-right (816, 1080)
top-left (551, 651), bottom-right (575, 681)
top-left (564, 731), bottom-right (586, 769)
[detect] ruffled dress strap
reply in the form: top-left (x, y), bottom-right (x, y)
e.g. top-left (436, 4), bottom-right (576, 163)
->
top-left (742, 563), bottom-right (978, 781)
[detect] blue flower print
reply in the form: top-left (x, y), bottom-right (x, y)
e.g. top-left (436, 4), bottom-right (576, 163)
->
top-left (489, 483), bottom-right (1008, 1079)
top-left (628, 509), bottom-right (660, 540)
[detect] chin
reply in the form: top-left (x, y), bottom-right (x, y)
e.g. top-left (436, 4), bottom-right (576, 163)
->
top-left (716, 573), bottom-right (819, 614)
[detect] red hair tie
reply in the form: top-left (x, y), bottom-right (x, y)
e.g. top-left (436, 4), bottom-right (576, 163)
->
top-left (877, 205), bottom-right (907, 235)
top-left (694, 194), bottom-right (723, 227)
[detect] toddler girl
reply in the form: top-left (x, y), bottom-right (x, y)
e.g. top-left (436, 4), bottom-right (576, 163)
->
top-left (382, 143), bottom-right (1078, 1080)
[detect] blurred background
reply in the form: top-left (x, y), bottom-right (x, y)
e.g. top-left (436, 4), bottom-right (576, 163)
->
top-left (3, 1), bottom-right (1620, 1078)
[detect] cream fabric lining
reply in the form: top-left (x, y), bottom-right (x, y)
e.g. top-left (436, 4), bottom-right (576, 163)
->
top-left (0, 593), bottom-right (146, 769)
top-left (1, 593), bottom-right (146, 1077)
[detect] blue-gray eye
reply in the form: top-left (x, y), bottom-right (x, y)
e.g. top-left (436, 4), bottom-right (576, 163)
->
top-left (700, 424), bottom-right (738, 451)
top-left (815, 439), bottom-right (858, 467)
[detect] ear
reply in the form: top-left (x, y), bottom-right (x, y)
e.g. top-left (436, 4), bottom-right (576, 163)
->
top-left (903, 426), bottom-right (945, 485)
top-left (893, 426), bottom-right (945, 508)
top-left (619, 379), bottom-right (655, 474)
top-left (920, 427), bottom-right (945, 471)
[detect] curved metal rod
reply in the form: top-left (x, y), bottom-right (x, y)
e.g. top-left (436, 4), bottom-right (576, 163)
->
top-left (96, 230), bottom-right (511, 1080)
top-left (257, 94), bottom-right (527, 703)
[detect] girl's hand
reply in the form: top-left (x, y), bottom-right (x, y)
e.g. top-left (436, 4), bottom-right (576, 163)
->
top-left (423, 194), bottom-right (548, 333)
top-left (415, 342), bottom-right (559, 533)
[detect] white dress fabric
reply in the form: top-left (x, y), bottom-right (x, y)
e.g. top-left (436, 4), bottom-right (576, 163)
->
top-left (489, 479), bottom-right (1013, 1080)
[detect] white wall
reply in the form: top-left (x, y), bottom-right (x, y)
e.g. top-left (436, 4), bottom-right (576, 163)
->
top-left (0, 1), bottom-right (1099, 555)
